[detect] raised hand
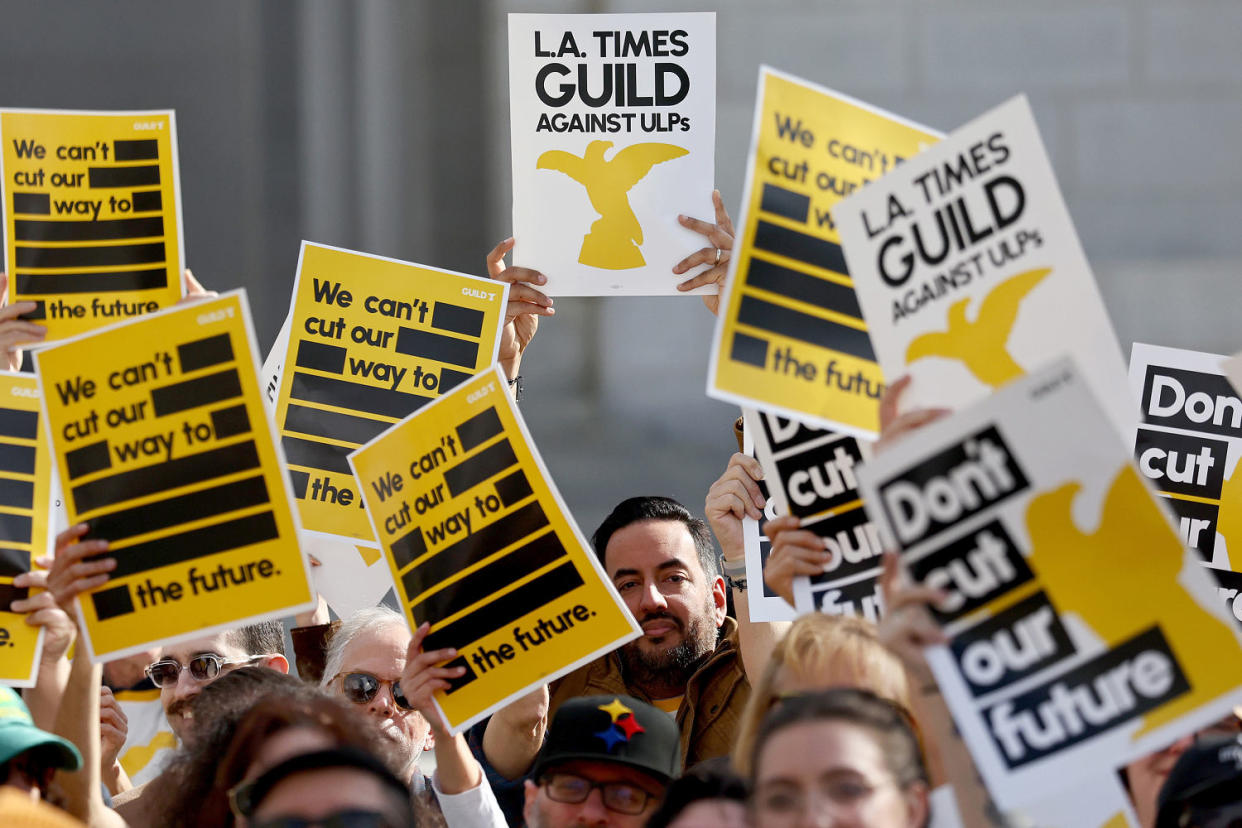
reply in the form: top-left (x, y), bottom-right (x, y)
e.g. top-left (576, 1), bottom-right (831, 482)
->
top-left (672, 189), bottom-right (736, 314)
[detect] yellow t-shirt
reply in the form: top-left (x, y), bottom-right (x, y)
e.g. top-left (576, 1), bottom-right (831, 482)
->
top-left (652, 696), bottom-right (682, 716)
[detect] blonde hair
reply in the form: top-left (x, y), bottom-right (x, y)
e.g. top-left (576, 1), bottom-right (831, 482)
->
top-left (732, 613), bottom-right (911, 774)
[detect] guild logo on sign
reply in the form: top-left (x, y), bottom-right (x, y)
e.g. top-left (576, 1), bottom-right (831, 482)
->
top-left (594, 698), bottom-right (645, 752)
top-left (906, 267), bottom-right (1050, 388)
top-left (537, 140), bottom-right (688, 270)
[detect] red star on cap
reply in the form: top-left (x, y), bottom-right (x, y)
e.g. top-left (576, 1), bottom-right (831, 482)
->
top-left (615, 713), bottom-right (645, 740)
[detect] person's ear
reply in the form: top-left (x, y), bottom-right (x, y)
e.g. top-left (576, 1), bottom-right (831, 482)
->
top-left (904, 782), bottom-right (930, 828)
top-left (261, 654), bottom-right (290, 675)
top-left (712, 575), bottom-right (728, 625)
top-left (523, 779), bottom-right (540, 824)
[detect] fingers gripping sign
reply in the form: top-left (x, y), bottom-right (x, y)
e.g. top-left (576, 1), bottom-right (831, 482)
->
top-left (0, 273), bottom-right (47, 371)
top-left (673, 189), bottom-right (735, 314)
top-left (763, 514), bottom-right (834, 609)
top-left (704, 451), bottom-right (765, 556)
top-left (487, 237), bottom-right (554, 381)
top-left (400, 622), bottom-right (467, 734)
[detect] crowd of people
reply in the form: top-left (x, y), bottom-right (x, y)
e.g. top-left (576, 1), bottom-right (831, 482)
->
top-left (0, 189), bottom-right (1238, 828)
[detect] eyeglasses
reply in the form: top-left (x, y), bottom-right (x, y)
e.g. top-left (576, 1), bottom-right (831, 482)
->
top-left (541, 772), bottom-right (656, 815)
top-left (335, 673), bottom-right (414, 711)
top-left (145, 654), bottom-right (263, 687)
top-left (250, 808), bottom-right (397, 828)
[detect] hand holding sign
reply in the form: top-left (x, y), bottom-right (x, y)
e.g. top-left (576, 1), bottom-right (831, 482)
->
top-left (673, 189), bottom-right (735, 314)
top-left (0, 274), bottom-right (46, 371)
top-left (14, 525), bottom-right (114, 621)
top-left (485, 237), bottom-right (553, 380)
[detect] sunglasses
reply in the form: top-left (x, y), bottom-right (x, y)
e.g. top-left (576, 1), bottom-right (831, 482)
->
top-left (336, 673), bottom-right (414, 711)
top-left (146, 654), bottom-right (262, 687)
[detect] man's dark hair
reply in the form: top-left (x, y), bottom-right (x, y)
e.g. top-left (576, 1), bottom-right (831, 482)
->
top-left (227, 620), bottom-right (285, 657)
top-left (645, 757), bottom-right (746, 828)
top-left (592, 496), bottom-right (718, 580)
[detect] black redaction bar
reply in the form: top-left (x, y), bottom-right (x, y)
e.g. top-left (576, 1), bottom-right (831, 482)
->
top-left (0, 444), bottom-right (36, 476)
top-left (88, 165), bottom-right (159, 188)
top-left (394, 327), bottom-right (479, 369)
top-left (294, 341), bottom-right (346, 375)
top-left (0, 409), bottom-right (38, 441)
top-left (759, 183), bottom-right (811, 223)
top-left (282, 436), bottom-right (352, 476)
top-left (443, 439), bottom-right (519, 498)
top-left (0, 478), bottom-right (33, 511)
top-left (737, 296), bottom-right (876, 362)
top-left (15, 268), bottom-right (167, 295)
top-left (455, 407), bottom-right (503, 453)
top-left (290, 372), bottom-right (431, 420)
top-left (284, 404), bottom-right (389, 446)
top-left (15, 242), bottom-right (165, 269)
top-left (421, 561), bottom-right (583, 653)
top-left (753, 220), bottom-right (848, 275)
top-left (400, 500), bottom-right (549, 597)
top-left (72, 440), bottom-right (261, 515)
top-left (112, 140), bottom-right (159, 161)
top-left (14, 216), bottom-right (164, 243)
top-left (746, 258), bottom-right (863, 321)
top-left (408, 530), bottom-right (566, 627)
top-left (150, 369), bottom-right (241, 418)
top-left (88, 475), bottom-right (269, 544)
top-left (177, 333), bottom-right (234, 373)
top-left (97, 510), bottom-right (279, 580)
top-left (12, 193), bottom-right (50, 214)
top-left (432, 302), bottom-right (485, 337)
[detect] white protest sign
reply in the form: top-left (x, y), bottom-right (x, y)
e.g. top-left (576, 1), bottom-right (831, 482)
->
top-left (744, 407), bottom-right (886, 620)
top-left (740, 422), bottom-right (796, 623)
top-left (509, 13), bottom-right (715, 295)
top-left (857, 357), bottom-right (1242, 809)
top-left (835, 96), bottom-right (1133, 436)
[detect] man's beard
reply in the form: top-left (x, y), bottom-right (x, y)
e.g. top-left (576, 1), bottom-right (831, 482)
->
top-left (619, 602), bottom-right (717, 691)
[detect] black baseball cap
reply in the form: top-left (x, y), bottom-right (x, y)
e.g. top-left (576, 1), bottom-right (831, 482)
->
top-left (531, 695), bottom-right (681, 785)
top-left (1155, 733), bottom-right (1242, 828)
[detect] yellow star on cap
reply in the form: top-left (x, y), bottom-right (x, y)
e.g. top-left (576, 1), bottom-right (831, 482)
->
top-left (598, 698), bottom-right (632, 724)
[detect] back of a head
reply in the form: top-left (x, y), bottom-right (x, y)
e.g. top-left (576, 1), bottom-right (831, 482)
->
top-left (645, 757), bottom-right (747, 828)
top-left (591, 496), bottom-right (718, 579)
top-left (227, 621), bottom-right (286, 658)
top-left (154, 670), bottom-right (324, 827)
top-left (749, 688), bottom-right (928, 794)
top-left (733, 614), bottom-right (911, 774)
top-left (1155, 733), bottom-right (1242, 828)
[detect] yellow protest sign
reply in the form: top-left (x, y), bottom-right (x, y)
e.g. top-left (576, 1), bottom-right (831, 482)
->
top-left (707, 68), bottom-right (939, 439)
top-left (0, 372), bottom-right (53, 686)
top-left (274, 243), bottom-right (508, 542)
top-left (350, 365), bottom-right (639, 733)
top-left (35, 291), bottom-right (312, 661)
top-left (1, 109), bottom-right (184, 340)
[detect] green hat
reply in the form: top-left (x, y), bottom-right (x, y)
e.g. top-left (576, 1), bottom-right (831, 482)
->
top-left (532, 695), bottom-right (681, 785)
top-left (0, 688), bottom-right (81, 771)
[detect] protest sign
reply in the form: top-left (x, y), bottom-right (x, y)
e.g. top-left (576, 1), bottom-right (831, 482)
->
top-left (301, 532), bottom-right (395, 620)
top-left (707, 69), bottom-right (939, 438)
top-left (745, 407), bottom-right (886, 620)
top-left (1, 109), bottom-right (184, 340)
top-left (856, 357), bottom-right (1242, 808)
top-left (835, 95), bottom-right (1133, 436)
top-left (35, 291), bottom-right (313, 661)
top-left (273, 243), bottom-right (507, 542)
top-left (0, 372), bottom-right (53, 686)
top-left (350, 365), bottom-right (639, 732)
top-left (740, 423), bottom-right (796, 623)
top-left (509, 13), bottom-right (715, 295)
top-left (1129, 343), bottom-right (1242, 574)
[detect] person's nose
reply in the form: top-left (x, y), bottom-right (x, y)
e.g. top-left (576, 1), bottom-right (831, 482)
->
top-left (367, 681), bottom-right (396, 718)
top-left (172, 667), bottom-right (201, 702)
top-left (574, 787), bottom-right (611, 826)
top-left (638, 581), bottom-right (668, 615)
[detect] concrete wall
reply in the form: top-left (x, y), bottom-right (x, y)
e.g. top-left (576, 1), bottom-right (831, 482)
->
top-left (2, 0), bottom-right (1239, 531)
